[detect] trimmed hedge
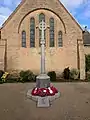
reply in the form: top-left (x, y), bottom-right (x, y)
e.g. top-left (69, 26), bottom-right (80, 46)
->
top-left (86, 71), bottom-right (90, 81)
top-left (47, 71), bottom-right (56, 81)
top-left (0, 68), bottom-right (88, 83)
top-left (0, 70), bottom-right (36, 83)
top-left (0, 70), bottom-right (4, 83)
top-left (85, 54), bottom-right (90, 72)
top-left (63, 67), bottom-right (70, 80)
top-left (20, 70), bottom-right (35, 82)
top-left (0, 70), bottom-right (4, 80)
top-left (70, 68), bottom-right (80, 80)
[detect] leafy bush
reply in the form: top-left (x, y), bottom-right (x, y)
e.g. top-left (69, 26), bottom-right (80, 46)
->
top-left (56, 71), bottom-right (64, 79)
top-left (9, 70), bottom-right (20, 78)
top-left (70, 68), bottom-right (79, 80)
top-left (1, 72), bottom-right (9, 83)
top-left (20, 70), bottom-right (35, 82)
top-left (6, 70), bottom-right (20, 83)
top-left (86, 71), bottom-right (90, 81)
top-left (6, 74), bottom-right (20, 83)
top-left (63, 67), bottom-right (70, 79)
top-left (0, 70), bottom-right (4, 83)
top-left (0, 70), bottom-right (4, 79)
top-left (47, 71), bottom-right (56, 81)
top-left (6, 77), bottom-right (18, 83)
top-left (85, 54), bottom-right (90, 72)
top-left (34, 74), bottom-right (38, 82)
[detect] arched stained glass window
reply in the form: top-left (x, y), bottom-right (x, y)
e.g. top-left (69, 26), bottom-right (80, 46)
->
top-left (22, 30), bottom-right (26, 47)
top-left (39, 13), bottom-right (45, 22)
top-left (49, 18), bottom-right (54, 47)
top-left (58, 31), bottom-right (63, 47)
top-left (30, 17), bottom-right (35, 47)
top-left (39, 13), bottom-right (46, 46)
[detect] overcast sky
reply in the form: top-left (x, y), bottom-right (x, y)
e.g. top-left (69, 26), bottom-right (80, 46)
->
top-left (0, 0), bottom-right (90, 31)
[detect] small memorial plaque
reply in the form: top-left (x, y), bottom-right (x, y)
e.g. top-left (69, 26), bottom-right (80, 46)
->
top-left (37, 97), bottom-right (50, 107)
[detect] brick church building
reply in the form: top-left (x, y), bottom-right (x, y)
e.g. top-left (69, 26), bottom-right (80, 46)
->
top-left (0, 0), bottom-right (90, 79)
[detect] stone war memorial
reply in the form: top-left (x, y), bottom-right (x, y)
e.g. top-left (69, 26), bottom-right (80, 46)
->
top-left (27, 20), bottom-right (60, 107)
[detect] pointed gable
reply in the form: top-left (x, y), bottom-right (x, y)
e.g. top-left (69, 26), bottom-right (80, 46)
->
top-left (0, 0), bottom-right (82, 32)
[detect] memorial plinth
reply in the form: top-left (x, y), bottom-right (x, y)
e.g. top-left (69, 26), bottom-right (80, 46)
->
top-left (36, 74), bottom-right (50, 88)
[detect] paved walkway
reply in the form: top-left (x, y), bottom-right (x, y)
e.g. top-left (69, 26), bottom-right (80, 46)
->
top-left (0, 83), bottom-right (90, 120)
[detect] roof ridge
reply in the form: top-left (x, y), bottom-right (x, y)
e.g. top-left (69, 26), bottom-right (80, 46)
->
top-left (57, 0), bottom-right (83, 31)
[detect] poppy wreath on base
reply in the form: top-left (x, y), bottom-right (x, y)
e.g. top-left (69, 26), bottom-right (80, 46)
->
top-left (31, 86), bottom-right (58, 97)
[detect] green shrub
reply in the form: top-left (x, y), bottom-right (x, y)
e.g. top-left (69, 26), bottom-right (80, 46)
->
top-left (34, 75), bottom-right (38, 82)
top-left (47, 71), bottom-right (56, 81)
top-left (70, 68), bottom-right (80, 80)
top-left (0, 70), bottom-right (4, 83)
top-left (56, 71), bottom-right (64, 79)
top-left (85, 54), bottom-right (90, 72)
top-left (20, 70), bottom-right (35, 82)
top-left (6, 77), bottom-right (18, 83)
top-left (6, 74), bottom-right (20, 83)
top-left (6, 70), bottom-right (20, 83)
top-left (86, 71), bottom-right (90, 81)
top-left (0, 70), bottom-right (4, 79)
top-left (63, 67), bottom-right (70, 79)
top-left (1, 72), bottom-right (9, 83)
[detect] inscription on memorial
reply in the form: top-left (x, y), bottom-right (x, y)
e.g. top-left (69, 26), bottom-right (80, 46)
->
top-left (37, 97), bottom-right (50, 107)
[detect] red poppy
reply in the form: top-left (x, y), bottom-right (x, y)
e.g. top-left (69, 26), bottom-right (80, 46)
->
top-left (50, 86), bottom-right (58, 94)
top-left (31, 86), bottom-right (58, 97)
top-left (31, 87), bottom-right (39, 96)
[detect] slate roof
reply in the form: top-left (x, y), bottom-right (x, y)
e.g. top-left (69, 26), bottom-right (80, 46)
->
top-left (83, 31), bottom-right (90, 45)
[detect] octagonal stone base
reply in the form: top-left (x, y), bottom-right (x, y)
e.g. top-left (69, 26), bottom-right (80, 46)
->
top-left (27, 89), bottom-right (60, 107)
top-left (36, 74), bottom-right (50, 88)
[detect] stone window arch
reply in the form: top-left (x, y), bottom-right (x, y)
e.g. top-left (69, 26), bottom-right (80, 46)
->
top-left (39, 13), bottom-right (46, 46)
top-left (58, 31), bottom-right (63, 47)
top-left (49, 17), bottom-right (54, 47)
top-left (30, 17), bottom-right (35, 47)
top-left (22, 30), bottom-right (26, 47)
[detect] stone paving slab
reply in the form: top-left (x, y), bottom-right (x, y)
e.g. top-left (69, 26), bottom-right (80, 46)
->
top-left (0, 83), bottom-right (90, 120)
